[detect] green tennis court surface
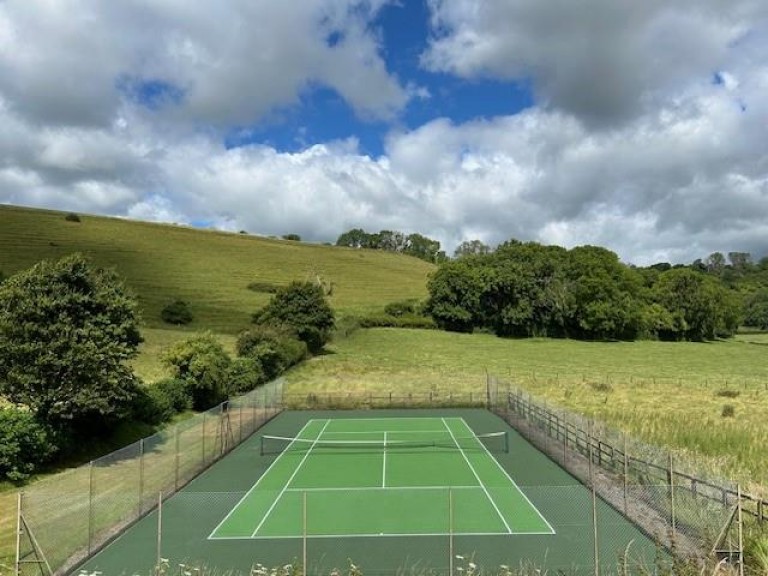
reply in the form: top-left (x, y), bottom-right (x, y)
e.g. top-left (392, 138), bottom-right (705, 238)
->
top-left (210, 417), bottom-right (553, 539)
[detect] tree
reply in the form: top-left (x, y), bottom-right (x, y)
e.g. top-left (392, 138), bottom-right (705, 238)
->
top-left (161, 299), bottom-right (194, 325)
top-left (404, 233), bottom-right (443, 263)
top-left (162, 332), bottom-right (232, 410)
top-left (282, 233), bottom-right (301, 241)
top-left (454, 240), bottom-right (492, 258)
top-left (744, 289), bottom-right (768, 329)
top-left (253, 281), bottom-right (335, 353)
top-left (425, 259), bottom-right (486, 332)
top-left (0, 254), bottom-right (142, 426)
top-left (336, 228), bottom-right (371, 249)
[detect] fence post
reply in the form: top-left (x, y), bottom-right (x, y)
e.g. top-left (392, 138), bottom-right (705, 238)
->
top-left (668, 452), bottom-right (676, 547)
top-left (139, 439), bottom-right (145, 516)
top-left (174, 425), bottom-right (180, 491)
top-left (591, 438), bottom-right (599, 576)
top-left (737, 485), bottom-right (744, 576)
top-left (202, 413), bottom-right (207, 466)
top-left (14, 492), bottom-right (21, 576)
top-left (623, 434), bottom-right (629, 516)
top-left (88, 460), bottom-right (94, 555)
top-left (156, 492), bottom-right (163, 576)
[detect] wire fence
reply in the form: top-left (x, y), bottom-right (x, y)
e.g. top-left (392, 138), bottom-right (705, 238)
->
top-left (109, 484), bottom-right (681, 576)
top-left (15, 378), bottom-right (284, 576)
top-left (487, 375), bottom-right (757, 571)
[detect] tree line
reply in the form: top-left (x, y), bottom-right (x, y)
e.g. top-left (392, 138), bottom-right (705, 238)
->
top-left (425, 241), bottom-right (748, 341)
top-left (336, 228), bottom-right (448, 263)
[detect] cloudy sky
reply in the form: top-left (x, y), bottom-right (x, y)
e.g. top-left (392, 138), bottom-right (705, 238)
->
top-left (1, 0), bottom-right (767, 265)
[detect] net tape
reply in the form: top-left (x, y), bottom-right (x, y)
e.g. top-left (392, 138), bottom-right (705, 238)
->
top-left (260, 431), bottom-right (508, 454)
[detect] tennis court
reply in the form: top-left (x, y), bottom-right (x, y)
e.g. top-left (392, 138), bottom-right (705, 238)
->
top-left (210, 417), bottom-right (553, 539)
top-left (78, 409), bottom-right (662, 575)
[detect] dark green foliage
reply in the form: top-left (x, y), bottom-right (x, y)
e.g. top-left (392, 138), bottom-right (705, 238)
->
top-left (357, 313), bottom-right (436, 329)
top-left (0, 408), bottom-right (55, 482)
top-left (64, 212), bottom-right (81, 222)
top-left (132, 377), bottom-right (193, 424)
top-left (336, 228), bottom-right (447, 263)
top-left (744, 289), bottom-right (768, 329)
top-left (425, 240), bottom-right (743, 342)
top-left (383, 299), bottom-right (422, 317)
top-left (253, 281), bottom-right (335, 353)
top-left (0, 253), bottom-right (142, 427)
top-left (162, 332), bottom-right (231, 410)
top-left (237, 325), bottom-right (307, 380)
top-left (227, 357), bottom-right (265, 394)
top-left (282, 233), bottom-right (301, 241)
top-left (0, 270), bottom-right (5, 284)
top-left (715, 389), bottom-right (740, 398)
top-left (161, 299), bottom-right (194, 325)
top-left (454, 239), bottom-right (492, 258)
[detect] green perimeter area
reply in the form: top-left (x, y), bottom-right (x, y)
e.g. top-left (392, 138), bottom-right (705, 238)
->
top-left (211, 417), bottom-right (551, 539)
top-left (79, 409), bottom-right (663, 576)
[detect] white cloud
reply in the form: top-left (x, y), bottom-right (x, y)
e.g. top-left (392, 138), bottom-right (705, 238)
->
top-left (422, 0), bottom-right (767, 126)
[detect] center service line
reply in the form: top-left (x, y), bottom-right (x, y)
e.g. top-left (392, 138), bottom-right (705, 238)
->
top-left (382, 431), bottom-right (388, 488)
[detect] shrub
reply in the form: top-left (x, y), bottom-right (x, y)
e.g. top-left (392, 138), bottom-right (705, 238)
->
top-left (161, 299), bottom-right (194, 325)
top-left (282, 233), bottom-right (301, 241)
top-left (64, 212), bottom-right (81, 222)
top-left (237, 326), bottom-right (307, 380)
top-left (0, 408), bottom-right (55, 482)
top-left (163, 333), bottom-right (232, 410)
top-left (131, 378), bottom-right (192, 425)
top-left (721, 404), bottom-right (736, 418)
top-left (253, 281), bottom-right (335, 353)
top-left (357, 314), bottom-right (437, 330)
top-left (383, 299), bottom-right (421, 317)
top-left (227, 357), bottom-right (265, 394)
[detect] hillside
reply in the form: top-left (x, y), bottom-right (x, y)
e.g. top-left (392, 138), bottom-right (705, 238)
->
top-left (0, 205), bottom-right (435, 333)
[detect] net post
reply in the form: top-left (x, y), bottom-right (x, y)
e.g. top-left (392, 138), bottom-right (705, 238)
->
top-left (260, 436), bottom-right (264, 457)
top-left (504, 431), bottom-right (509, 453)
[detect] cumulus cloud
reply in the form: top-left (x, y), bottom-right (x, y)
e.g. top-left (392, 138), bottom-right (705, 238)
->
top-left (0, 0), bottom-right (766, 266)
top-left (422, 0), bottom-right (768, 126)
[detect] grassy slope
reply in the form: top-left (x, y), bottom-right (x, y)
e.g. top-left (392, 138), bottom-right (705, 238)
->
top-left (287, 328), bottom-right (768, 490)
top-left (0, 204), bottom-right (434, 334)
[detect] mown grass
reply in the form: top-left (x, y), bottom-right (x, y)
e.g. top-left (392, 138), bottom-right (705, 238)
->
top-left (286, 328), bottom-right (768, 490)
top-left (0, 205), bottom-right (434, 334)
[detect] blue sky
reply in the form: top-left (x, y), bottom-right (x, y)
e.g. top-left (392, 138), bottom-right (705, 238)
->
top-left (0, 0), bottom-right (766, 264)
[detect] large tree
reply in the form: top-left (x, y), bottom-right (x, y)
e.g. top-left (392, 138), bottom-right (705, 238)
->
top-left (0, 254), bottom-right (142, 426)
top-left (253, 281), bottom-right (335, 353)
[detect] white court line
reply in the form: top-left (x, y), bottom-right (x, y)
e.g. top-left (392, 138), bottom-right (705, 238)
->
top-left (207, 419), bottom-right (314, 539)
top-left (451, 418), bottom-right (556, 535)
top-left (441, 418), bottom-right (512, 534)
top-left (210, 530), bottom-right (523, 541)
top-left (321, 430), bottom-right (448, 435)
top-left (250, 420), bottom-right (331, 537)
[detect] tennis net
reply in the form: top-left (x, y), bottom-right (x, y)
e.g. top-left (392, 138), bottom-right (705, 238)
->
top-left (260, 431), bottom-right (509, 455)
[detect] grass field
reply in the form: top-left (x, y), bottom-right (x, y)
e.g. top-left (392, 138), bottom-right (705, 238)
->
top-left (0, 204), bottom-right (433, 333)
top-left (286, 328), bottom-right (768, 490)
top-left (78, 410), bottom-right (659, 576)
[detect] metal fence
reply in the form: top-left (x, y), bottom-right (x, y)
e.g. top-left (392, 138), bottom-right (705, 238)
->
top-left (107, 484), bottom-right (680, 576)
top-left (487, 375), bottom-right (757, 571)
top-left (15, 378), bottom-right (284, 576)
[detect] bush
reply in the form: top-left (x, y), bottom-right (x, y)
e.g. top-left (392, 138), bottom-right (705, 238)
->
top-left (0, 408), bottom-right (55, 482)
top-left (161, 299), bottom-right (194, 325)
top-left (227, 357), bottom-right (265, 394)
top-left (721, 404), bottom-right (736, 418)
top-left (383, 299), bottom-right (422, 317)
top-left (357, 314), bottom-right (437, 330)
top-left (237, 326), bottom-right (307, 380)
top-left (163, 333), bottom-right (232, 410)
top-left (131, 378), bottom-right (192, 425)
top-left (64, 212), bottom-right (81, 222)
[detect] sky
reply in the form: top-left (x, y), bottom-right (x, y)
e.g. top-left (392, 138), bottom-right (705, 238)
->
top-left (0, 0), bottom-right (767, 265)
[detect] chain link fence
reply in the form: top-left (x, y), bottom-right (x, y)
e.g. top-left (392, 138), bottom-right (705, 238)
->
top-left (120, 485), bottom-right (674, 576)
top-left (15, 379), bottom-right (284, 576)
top-left (487, 375), bottom-right (757, 572)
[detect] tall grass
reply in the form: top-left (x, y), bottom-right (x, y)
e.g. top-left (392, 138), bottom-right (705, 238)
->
top-left (287, 328), bottom-right (768, 489)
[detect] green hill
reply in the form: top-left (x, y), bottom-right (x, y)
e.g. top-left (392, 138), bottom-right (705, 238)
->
top-left (0, 205), bottom-right (435, 334)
